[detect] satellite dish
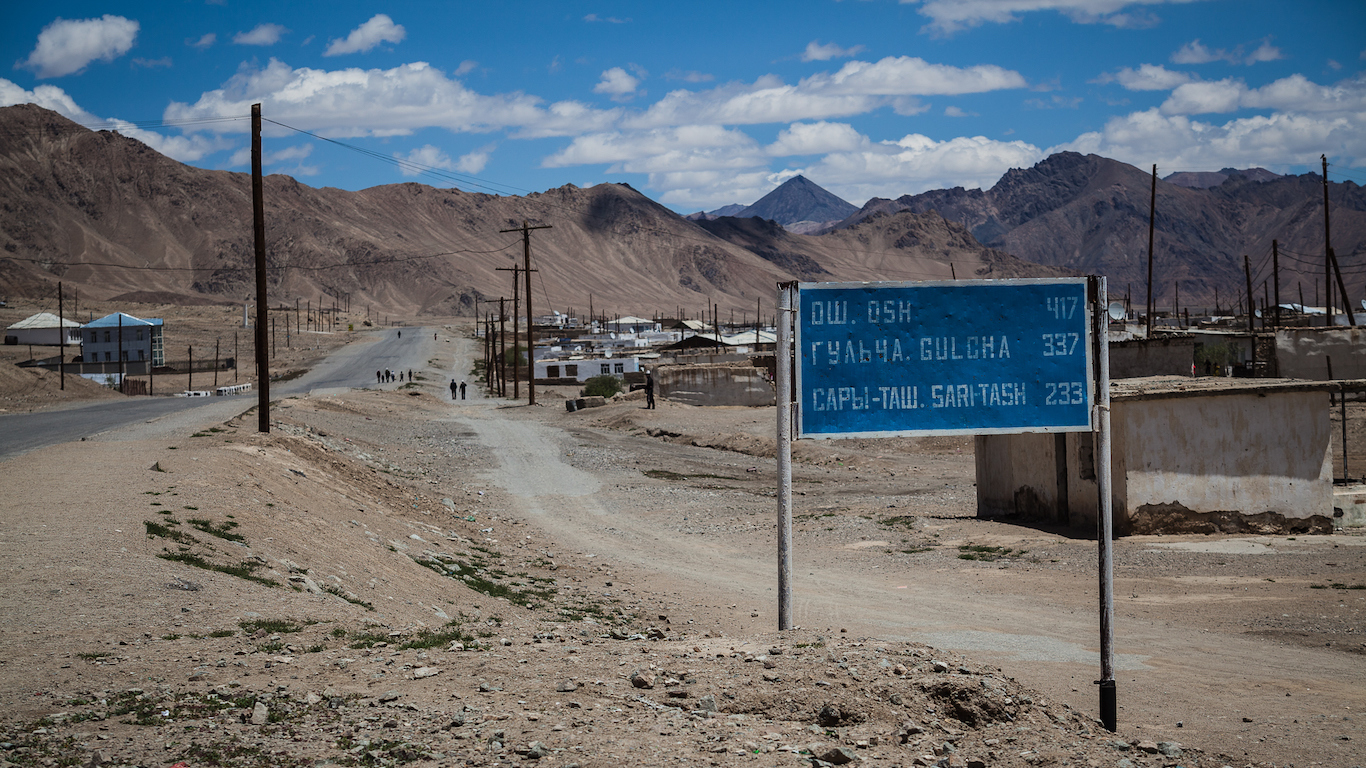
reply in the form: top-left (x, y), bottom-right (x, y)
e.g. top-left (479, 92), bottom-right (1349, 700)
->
top-left (604, 350), bottom-right (613, 358)
top-left (610, 332), bottom-right (618, 339)
top-left (1107, 302), bottom-right (1125, 321)
top-left (1360, 299), bottom-right (1365, 311)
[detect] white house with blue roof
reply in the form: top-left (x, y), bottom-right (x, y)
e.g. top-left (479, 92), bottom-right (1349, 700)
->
top-left (82, 312), bottom-right (163, 368)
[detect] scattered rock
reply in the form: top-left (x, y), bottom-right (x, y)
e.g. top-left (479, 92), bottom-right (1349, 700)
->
top-left (250, 701), bottom-right (269, 725)
top-left (413, 666), bottom-right (441, 679)
top-left (630, 669), bottom-right (655, 689)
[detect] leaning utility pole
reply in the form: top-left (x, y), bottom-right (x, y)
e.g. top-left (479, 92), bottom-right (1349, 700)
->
top-left (500, 221), bottom-right (551, 405)
top-left (1323, 155), bottom-right (1333, 325)
top-left (1145, 164), bottom-right (1157, 337)
top-left (252, 103), bottom-right (270, 433)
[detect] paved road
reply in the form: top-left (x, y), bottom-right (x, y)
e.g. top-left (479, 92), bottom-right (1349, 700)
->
top-left (0, 328), bottom-right (434, 461)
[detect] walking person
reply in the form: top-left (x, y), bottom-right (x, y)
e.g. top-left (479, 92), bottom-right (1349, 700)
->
top-left (460, 381), bottom-right (467, 400)
top-left (376, 370), bottom-right (381, 384)
top-left (645, 370), bottom-right (656, 409)
top-left (450, 379), bottom-right (458, 400)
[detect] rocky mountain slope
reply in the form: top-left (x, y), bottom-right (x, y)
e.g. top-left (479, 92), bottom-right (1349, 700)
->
top-left (836, 152), bottom-right (1366, 307)
top-left (0, 104), bottom-right (1055, 316)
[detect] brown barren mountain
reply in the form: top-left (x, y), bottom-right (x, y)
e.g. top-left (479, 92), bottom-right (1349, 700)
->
top-left (0, 104), bottom-right (1058, 316)
top-left (839, 152), bottom-right (1366, 308)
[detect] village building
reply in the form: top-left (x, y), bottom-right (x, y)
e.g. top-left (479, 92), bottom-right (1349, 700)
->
top-left (81, 312), bottom-right (164, 370)
top-left (975, 376), bottom-right (1354, 535)
top-left (4, 312), bottom-right (82, 347)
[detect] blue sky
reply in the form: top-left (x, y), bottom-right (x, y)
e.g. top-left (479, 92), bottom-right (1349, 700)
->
top-left (3, 1), bottom-right (1364, 212)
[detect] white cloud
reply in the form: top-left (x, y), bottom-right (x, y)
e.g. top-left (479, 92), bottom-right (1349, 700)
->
top-left (234, 24), bottom-right (287, 46)
top-left (324, 14), bottom-right (405, 56)
top-left (583, 14), bottom-right (629, 23)
top-left (594, 67), bottom-right (640, 100)
top-left (664, 69), bottom-right (714, 83)
top-left (393, 144), bottom-right (491, 176)
top-left (1097, 63), bottom-right (1193, 91)
top-left (543, 126), bottom-right (763, 174)
top-left (1171, 38), bottom-right (1284, 65)
top-left (190, 33), bottom-right (216, 50)
top-left (808, 133), bottom-right (1046, 202)
top-left (909, 0), bottom-right (1209, 35)
top-left (629, 57), bottom-right (1025, 129)
top-left (22, 15), bottom-right (139, 78)
top-left (802, 41), bottom-right (865, 62)
top-left (944, 106), bottom-right (977, 117)
top-left (1160, 74), bottom-right (1366, 116)
top-left (1058, 107), bottom-right (1366, 172)
top-left (766, 122), bottom-right (868, 156)
top-left (454, 60), bottom-right (478, 76)
top-left (164, 59), bottom-right (618, 140)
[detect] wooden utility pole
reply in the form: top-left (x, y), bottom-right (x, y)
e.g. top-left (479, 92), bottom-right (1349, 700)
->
top-left (251, 103), bottom-right (270, 433)
top-left (1272, 240), bottom-right (1281, 328)
top-left (214, 338), bottom-right (220, 389)
top-left (1244, 254), bottom-right (1257, 376)
top-left (1146, 164), bottom-right (1157, 337)
top-left (501, 221), bottom-right (551, 405)
top-left (58, 281), bottom-right (65, 391)
top-left (496, 266), bottom-right (523, 399)
top-left (188, 346), bottom-right (194, 391)
top-left (498, 298), bottom-right (508, 398)
top-left (117, 314), bottom-right (124, 394)
top-left (1323, 155), bottom-right (1333, 325)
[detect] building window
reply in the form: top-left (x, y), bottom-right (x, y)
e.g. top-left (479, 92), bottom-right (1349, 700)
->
top-left (547, 365), bottom-right (560, 378)
top-left (104, 351), bottom-right (111, 362)
top-left (136, 330), bottom-right (143, 341)
top-left (104, 330), bottom-right (111, 343)
top-left (565, 364), bottom-right (578, 377)
top-left (614, 363), bottom-right (624, 374)
top-left (138, 350), bottom-right (145, 361)
top-left (90, 331), bottom-right (97, 343)
top-left (600, 364), bottom-right (610, 375)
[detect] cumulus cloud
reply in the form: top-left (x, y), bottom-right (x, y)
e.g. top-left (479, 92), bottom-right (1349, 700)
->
top-left (1058, 107), bottom-right (1366, 172)
top-left (1171, 38), bottom-right (1284, 65)
top-left (1096, 63), bottom-right (1193, 91)
top-left (234, 24), bottom-right (287, 46)
top-left (189, 33), bottom-right (216, 50)
top-left (807, 133), bottom-right (1046, 201)
top-left (910, 0), bottom-right (1207, 35)
top-left (1160, 73), bottom-right (1366, 115)
top-left (21, 15), bottom-right (139, 78)
top-left (802, 41), bottom-right (865, 62)
top-left (394, 144), bottom-right (491, 176)
top-left (629, 57), bottom-right (1025, 128)
top-left (583, 13), bottom-right (629, 23)
top-left (0, 78), bottom-right (226, 161)
top-left (324, 14), bottom-right (405, 56)
top-left (766, 122), bottom-right (868, 156)
top-left (543, 125), bottom-right (763, 173)
top-left (664, 69), bottom-right (714, 83)
top-left (594, 67), bottom-right (641, 100)
top-left (944, 106), bottom-right (977, 117)
top-left (164, 58), bottom-right (618, 139)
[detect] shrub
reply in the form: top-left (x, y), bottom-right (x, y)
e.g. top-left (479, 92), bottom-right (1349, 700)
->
top-left (581, 374), bottom-right (621, 398)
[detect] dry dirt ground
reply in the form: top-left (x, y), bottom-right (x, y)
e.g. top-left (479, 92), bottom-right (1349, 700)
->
top-left (0, 325), bottom-right (1362, 768)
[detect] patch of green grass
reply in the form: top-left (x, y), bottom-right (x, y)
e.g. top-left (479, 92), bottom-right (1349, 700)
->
top-left (900, 547), bottom-right (934, 554)
top-left (397, 621), bottom-right (476, 651)
top-left (957, 544), bottom-right (1025, 562)
top-left (643, 469), bottom-right (737, 481)
top-left (158, 551), bottom-right (277, 587)
top-left (208, 629), bottom-right (236, 638)
top-left (183, 505), bottom-right (198, 511)
top-left (878, 515), bottom-right (919, 529)
top-left (321, 583), bottom-right (374, 611)
top-left (75, 651), bottom-right (112, 661)
top-left (187, 517), bottom-right (245, 542)
top-left (346, 631), bottom-right (392, 650)
top-left (258, 640), bottom-right (285, 653)
top-left (145, 520), bottom-right (198, 545)
top-left (162, 633), bottom-right (182, 641)
top-left (240, 618), bottom-right (308, 634)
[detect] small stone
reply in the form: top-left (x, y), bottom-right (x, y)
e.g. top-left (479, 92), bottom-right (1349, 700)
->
top-left (379, 691), bottom-right (401, 703)
top-left (932, 660), bottom-right (950, 673)
top-left (413, 666), bottom-right (441, 679)
top-left (86, 749), bottom-right (113, 767)
top-left (818, 704), bottom-right (842, 727)
top-left (556, 680), bottom-right (578, 692)
top-left (630, 670), bottom-right (655, 689)
top-left (1157, 741), bottom-right (1182, 757)
top-left (1135, 740), bottom-right (1160, 754)
top-left (250, 701), bottom-right (269, 725)
top-left (819, 745), bottom-right (857, 765)
top-left (525, 741), bottom-right (550, 759)
top-left (697, 694), bottom-right (717, 713)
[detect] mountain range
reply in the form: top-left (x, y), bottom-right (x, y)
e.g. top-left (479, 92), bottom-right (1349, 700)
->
top-left (0, 104), bottom-right (1055, 317)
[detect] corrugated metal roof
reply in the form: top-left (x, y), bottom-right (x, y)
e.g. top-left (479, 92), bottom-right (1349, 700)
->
top-left (84, 312), bottom-right (163, 328)
top-left (6, 312), bottom-right (82, 330)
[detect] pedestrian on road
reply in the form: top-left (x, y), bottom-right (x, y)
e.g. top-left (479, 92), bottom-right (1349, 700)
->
top-left (460, 381), bottom-right (467, 400)
top-left (450, 379), bottom-right (458, 400)
top-left (376, 370), bottom-right (381, 384)
top-left (408, 369), bottom-right (413, 382)
top-left (645, 370), bottom-right (656, 409)
top-left (398, 330), bottom-right (402, 339)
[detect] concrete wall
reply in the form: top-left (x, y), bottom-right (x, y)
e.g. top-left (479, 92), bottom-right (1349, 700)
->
top-left (657, 362), bottom-right (775, 407)
top-left (1275, 327), bottom-right (1366, 380)
top-left (977, 388), bottom-right (1333, 535)
top-left (1109, 336), bottom-right (1195, 378)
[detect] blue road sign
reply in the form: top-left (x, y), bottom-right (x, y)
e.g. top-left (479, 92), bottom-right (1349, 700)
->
top-left (796, 279), bottom-right (1093, 438)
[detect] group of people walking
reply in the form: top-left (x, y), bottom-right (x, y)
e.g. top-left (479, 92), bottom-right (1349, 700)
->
top-left (450, 380), bottom-right (467, 400)
top-left (377, 369), bottom-right (412, 383)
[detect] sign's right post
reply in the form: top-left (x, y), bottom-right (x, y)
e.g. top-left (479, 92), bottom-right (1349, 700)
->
top-left (1091, 275), bottom-right (1117, 732)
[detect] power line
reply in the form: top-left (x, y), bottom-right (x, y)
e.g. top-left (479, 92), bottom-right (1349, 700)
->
top-left (1, 243), bottom-right (520, 275)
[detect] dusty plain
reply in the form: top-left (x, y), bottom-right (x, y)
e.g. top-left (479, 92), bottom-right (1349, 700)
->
top-left (0, 322), bottom-right (1362, 768)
